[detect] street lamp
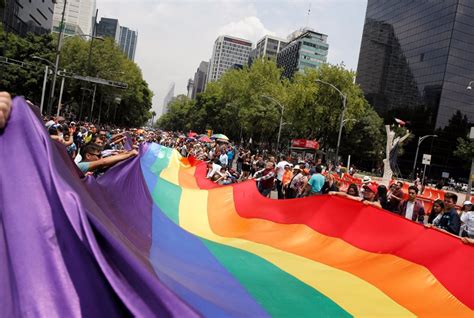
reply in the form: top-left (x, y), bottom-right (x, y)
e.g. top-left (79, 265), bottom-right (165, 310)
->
top-left (411, 134), bottom-right (438, 179)
top-left (315, 79), bottom-right (347, 163)
top-left (31, 55), bottom-right (55, 114)
top-left (261, 95), bottom-right (284, 151)
top-left (466, 82), bottom-right (474, 199)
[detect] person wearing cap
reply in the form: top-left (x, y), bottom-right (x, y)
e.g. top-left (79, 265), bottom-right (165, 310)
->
top-left (398, 186), bottom-right (425, 223)
top-left (359, 176), bottom-right (371, 198)
top-left (361, 182), bottom-right (382, 207)
top-left (329, 182), bottom-right (381, 208)
top-left (460, 201), bottom-right (473, 237)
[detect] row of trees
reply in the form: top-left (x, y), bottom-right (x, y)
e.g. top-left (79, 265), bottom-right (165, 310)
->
top-left (158, 60), bottom-right (385, 168)
top-left (0, 24), bottom-right (153, 126)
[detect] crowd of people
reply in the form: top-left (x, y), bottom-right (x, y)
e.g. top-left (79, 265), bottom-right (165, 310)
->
top-left (1, 92), bottom-right (473, 243)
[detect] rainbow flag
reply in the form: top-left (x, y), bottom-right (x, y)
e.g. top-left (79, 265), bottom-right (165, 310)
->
top-left (1, 98), bottom-right (473, 317)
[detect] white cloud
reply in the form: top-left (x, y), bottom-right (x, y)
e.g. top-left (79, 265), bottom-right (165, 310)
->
top-left (96, 0), bottom-right (367, 116)
top-left (218, 16), bottom-right (275, 43)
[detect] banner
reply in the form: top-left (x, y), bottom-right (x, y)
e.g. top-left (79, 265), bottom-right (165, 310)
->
top-left (291, 139), bottom-right (319, 149)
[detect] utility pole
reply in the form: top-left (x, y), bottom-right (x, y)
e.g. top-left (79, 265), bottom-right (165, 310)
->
top-left (47, 0), bottom-right (67, 115)
top-left (40, 65), bottom-right (49, 114)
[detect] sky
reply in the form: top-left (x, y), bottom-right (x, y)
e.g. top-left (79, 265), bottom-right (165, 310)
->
top-left (99, 0), bottom-right (368, 115)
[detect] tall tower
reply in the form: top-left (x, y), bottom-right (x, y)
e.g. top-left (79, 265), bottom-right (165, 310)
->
top-left (52, 0), bottom-right (97, 36)
top-left (356, 0), bottom-right (474, 176)
top-left (207, 35), bottom-right (252, 83)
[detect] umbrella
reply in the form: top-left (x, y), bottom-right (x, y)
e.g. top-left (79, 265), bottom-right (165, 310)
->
top-left (187, 132), bottom-right (198, 138)
top-left (211, 133), bottom-right (229, 140)
top-left (178, 134), bottom-right (186, 139)
top-left (198, 136), bottom-right (212, 142)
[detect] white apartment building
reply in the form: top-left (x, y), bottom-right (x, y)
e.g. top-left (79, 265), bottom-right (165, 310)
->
top-left (53, 0), bottom-right (96, 36)
top-left (207, 35), bottom-right (252, 83)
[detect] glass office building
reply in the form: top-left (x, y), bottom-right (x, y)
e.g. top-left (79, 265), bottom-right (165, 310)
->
top-left (1, 0), bottom-right (56, 36)
top-left (277, 28), bottom-right (329, 78)
top-left (356, 0), bottom-right (474, 178)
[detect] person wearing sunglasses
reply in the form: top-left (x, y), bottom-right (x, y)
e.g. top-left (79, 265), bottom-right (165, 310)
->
top-left (76, 143), bottom-right (138, 174)
top-left (398, 185), bottom-right (425, 223)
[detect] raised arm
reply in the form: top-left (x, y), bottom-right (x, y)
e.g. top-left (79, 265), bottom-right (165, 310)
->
top-left (0, 92), bottom-right (12, 129)
top-left (86, 150), bottom-right (138, 172)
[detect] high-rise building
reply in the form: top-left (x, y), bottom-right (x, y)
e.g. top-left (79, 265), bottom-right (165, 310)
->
top-left (276, 28), bottom-right (329, 78)
top-left (162, 83), bottom-right (175, 115)
top-left (1, 0), bottom-right (56, 36)
top-left (187, 79), bottom-right (194, 99)
top-left (95, 17), bottom-right (120, 42)
top-left (207, 35), bottom-right (252, 83)
top-left (255, 35), bottom-right (287, 60)
top-left (52, 0), bottom-right (96, 36)
top-left (118, 26), bottom-right (138, 61)
top-left (191, 61), bottom-right (209, 99)
top-left (356, 0), bottom-right (474, 177)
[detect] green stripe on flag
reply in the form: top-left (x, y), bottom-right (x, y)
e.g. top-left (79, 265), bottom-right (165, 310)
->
top-left (152, 178), bottom-right (181, 224)
top-left (203, 239), bottom-right (352, 318)
top-left (151, 146), bottom-right (181, 223)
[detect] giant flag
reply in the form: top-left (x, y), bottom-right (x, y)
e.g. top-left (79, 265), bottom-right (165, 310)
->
top-left (1, 98), bottom-right (473, 317)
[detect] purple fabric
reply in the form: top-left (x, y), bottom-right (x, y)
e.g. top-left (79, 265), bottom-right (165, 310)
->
top-left (124, 132), bottom-right (133, 151)
top-left (0, 97), bottom-right (197, 317)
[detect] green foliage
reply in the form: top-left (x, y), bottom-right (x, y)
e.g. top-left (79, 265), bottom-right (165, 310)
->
top-left (157, 95), bottom-right (195, 131)
top-left (454, 137), bottom-right (474, 159)
top-left (340, 107), bottom-right (385, 169)
top-left (284, 64), bottom-right (368, 150)
top-left (0, 24), bottom-right (153, 126)
top-left (60, 36), bottom-right (153, 126)
top-left (156, 60), bottom-right (384, 162)
top-left (0, 24), bottom-right (55, 103)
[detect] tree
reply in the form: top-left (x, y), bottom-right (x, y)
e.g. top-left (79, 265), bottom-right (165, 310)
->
top-left (157, 95), bottom-right (195, 131)
top-left (155, 60), bottom-right (384, 165)
top-left (0, 24), bottom-right (55, 104)
top-left (0, 26), bottom-right (153, 126)
top-left (60, 37), bottom-right (153, 126)
top-left (285, 64), bottom-right (370, 151)
top-left (339, 106), bottom-right (385, 170)
top-left (454, 138), bottom-right (474, 161)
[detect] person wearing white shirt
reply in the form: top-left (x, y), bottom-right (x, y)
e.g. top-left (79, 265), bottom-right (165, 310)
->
top-left (460, 201), bottom-right (473, 238)
top-left (219, 152), bottom-right (228, 167)
top-left (275, 156), bottom-right (291, 199)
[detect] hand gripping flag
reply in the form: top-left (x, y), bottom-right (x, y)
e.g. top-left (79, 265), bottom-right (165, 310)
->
top-left (1, 97), bottom-right (473, 317)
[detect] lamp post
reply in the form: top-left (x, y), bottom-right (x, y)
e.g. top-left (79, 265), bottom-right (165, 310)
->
top-left (315, 79), bottom-right (347, 163)
top-left (31, 55), bottom-right (55, 114)
top-left (466, 82), bottom-right (474, 200)
top-left (79, 87), bottom-right (93, 120)
top-left (411, 134), bottom-right (438, 180)
top-left (47, 0), bottom-right (67, 116)
top-left (261, 95), bottom-right (284, 151)
top-left (467, 81), bottom-right (474, 90)
top-left (467, 126), bottom-right (474, 200)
